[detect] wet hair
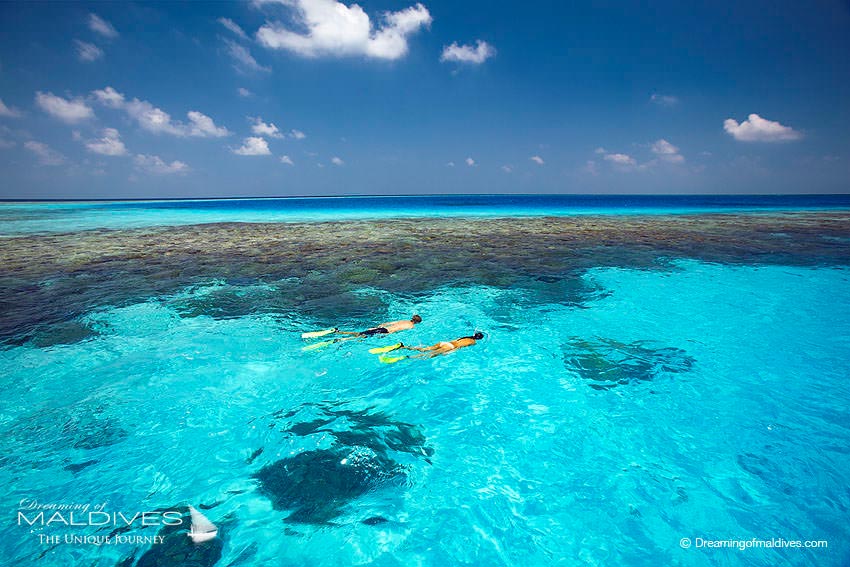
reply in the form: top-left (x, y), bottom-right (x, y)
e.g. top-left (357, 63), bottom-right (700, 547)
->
top-left (411, 314), bottom-right (422, 323)
top-left (472, 332), bottom-right (484, 340)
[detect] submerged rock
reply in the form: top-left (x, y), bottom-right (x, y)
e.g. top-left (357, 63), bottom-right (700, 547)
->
top-left (276, 403), bottom-right (434, 461)
top-left (254, 446), bottom-right (404, 524)
top-left (170, 284), bottom-right (285, 320)
top-left (525, 273), bottom-right (612, 308)
top-left (3, 403), bottom-right (129, 463)
top-left (169, 280), bottom-right (389, 323)
top-left (29, 320), bottom-right (99, 348)
top-left (563, 338), bottom-right (695, 390)
top-left (736, 451), bottom-right (797, 496)
top-left (63, 410), bottom-right (129, 450)
top-left (63, 459), bottom-right (98, 473)
top-left (254, 403), bottom-right (433, 524)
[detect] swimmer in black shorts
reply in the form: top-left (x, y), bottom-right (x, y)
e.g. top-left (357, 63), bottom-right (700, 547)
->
top-left (334, 315), bottom-right (422, 337)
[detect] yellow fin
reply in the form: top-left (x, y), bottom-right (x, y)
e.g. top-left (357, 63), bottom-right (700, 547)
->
top-left (369, 342), bottom-right (403, 354)
top-left (302, 339), bottom-right (336, 351)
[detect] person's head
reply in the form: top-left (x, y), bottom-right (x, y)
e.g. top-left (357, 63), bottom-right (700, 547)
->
top-left (411, 314), bottom-right (422, 324)
top-left (472, 332), bottom-right (484, 340)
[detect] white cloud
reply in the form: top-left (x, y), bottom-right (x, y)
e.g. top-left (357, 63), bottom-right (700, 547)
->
top-left (723, 113), bottom-right (801, 142)
top-left (650, 93), bottom-right (679, 106)
top-left (138, 104), bottom-right (175, 134)
top-left (74, 40), bottom-right (103, 62)
top-left (88, 14), bottom-right (118, 39)
top-left (651, 139), bottom-right (678, 155)
top-left (250, 116), bottom-right (283, 138)
top-left (650, 138), bottom-right (685, 163)
top-left (122, 99), bottom-right (179, 134)
top-left (530, 155), bottom-right (544, 165)
top-left (91, 87), bottom-right (229, 137)
top-left (0, 138), bottom-right (16, 149)
top-left (0, 99), bottom-right (22, 118)
top-left (91, 86), bottom-right (124, 108)
top-left (289, 129), bottom-right (306, 140)
top-left (446, 161), bottom-right (455, 167)
top-left (224, 39), bottom-right (270, 73)
top-left (440, 40), bottom-right (495, 64)
top-left (35, 91), bottom-right (94, 123)
top-left (595, 141), bottom-right (683, 171)
top-left (24, 141), bottom-right (66, 166)
top-left (237, 87), bottom-right (253, 97)
top-left (501, 165), bottom-right (512, 173)
top-left (134, 154), bottom-right (189, 174)
top-left (256, 0), bottom-right (431, 60)
top-left (218, 17), bottom-right (249, 40)
top-left (465, 157), bottom-right (475, 167)
top-left (85, 128), bottom-right (127, 156)
top-left (604, 153), bottom-right (636, 166)
top-left (331, 156), bottom-right (344, 166)
top-left (187, 111), bottom-right (229, 137)
top-left (233, 136), bottom-right (271, 155)
top-left (280, 154), bottom-right (294, 165)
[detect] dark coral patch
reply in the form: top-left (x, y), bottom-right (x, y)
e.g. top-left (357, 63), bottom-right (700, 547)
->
top-left (29, 320), bottom-right (99, 348)
top-left (3, 213), bottom-right (848, 344)
top-left (253, 403), bottom-right (432, 524)
top-left (254, 447), bottom-right (404, 525)
top-left (564, 338), bottom-right (695, 390)
top-left (4, 403), bottom-right (129, 459)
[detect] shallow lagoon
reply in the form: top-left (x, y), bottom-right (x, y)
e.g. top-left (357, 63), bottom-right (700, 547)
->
top-left (1, 204), bottom-right (849, 566)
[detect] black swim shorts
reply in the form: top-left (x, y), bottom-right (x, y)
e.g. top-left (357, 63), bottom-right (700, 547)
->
top-left (360, 327), bottom-right (389, 337)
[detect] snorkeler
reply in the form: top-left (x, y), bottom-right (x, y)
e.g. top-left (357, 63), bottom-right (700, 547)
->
top-left (335, 314), bottom-right (423, 337)
top-left (301, 315), bottom-right (422, 350)
top-left (375, 332), bottom-right (485, 363)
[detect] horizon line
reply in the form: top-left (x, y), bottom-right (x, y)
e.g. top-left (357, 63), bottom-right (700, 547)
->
top-left (2, 192), bottom-right (850, 204)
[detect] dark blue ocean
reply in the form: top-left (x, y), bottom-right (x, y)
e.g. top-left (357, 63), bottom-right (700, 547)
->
top-left (2, 194), bottom-right (850, 235)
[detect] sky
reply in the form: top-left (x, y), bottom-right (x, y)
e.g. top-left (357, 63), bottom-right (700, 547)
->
top-left (0, 0), bottom-right (849, 199)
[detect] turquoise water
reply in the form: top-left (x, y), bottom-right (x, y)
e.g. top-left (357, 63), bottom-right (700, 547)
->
top-left (1, 261), bottom-right (849, 565)
top-left (3, 194), bottom-right (850, 235)
top-left (1, 199), bottom-right (849, 565)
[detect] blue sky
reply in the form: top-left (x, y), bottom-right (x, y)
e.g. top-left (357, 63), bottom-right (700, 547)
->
top-left (0, 0), bottom-right (848, 199)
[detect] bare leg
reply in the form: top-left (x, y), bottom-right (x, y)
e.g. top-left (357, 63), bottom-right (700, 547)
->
top-left (409, 346), bottom-right (453, 358)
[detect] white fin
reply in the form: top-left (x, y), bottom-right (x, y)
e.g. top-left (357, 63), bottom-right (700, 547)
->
top-left (187, 506), bottom-right (218, 543)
